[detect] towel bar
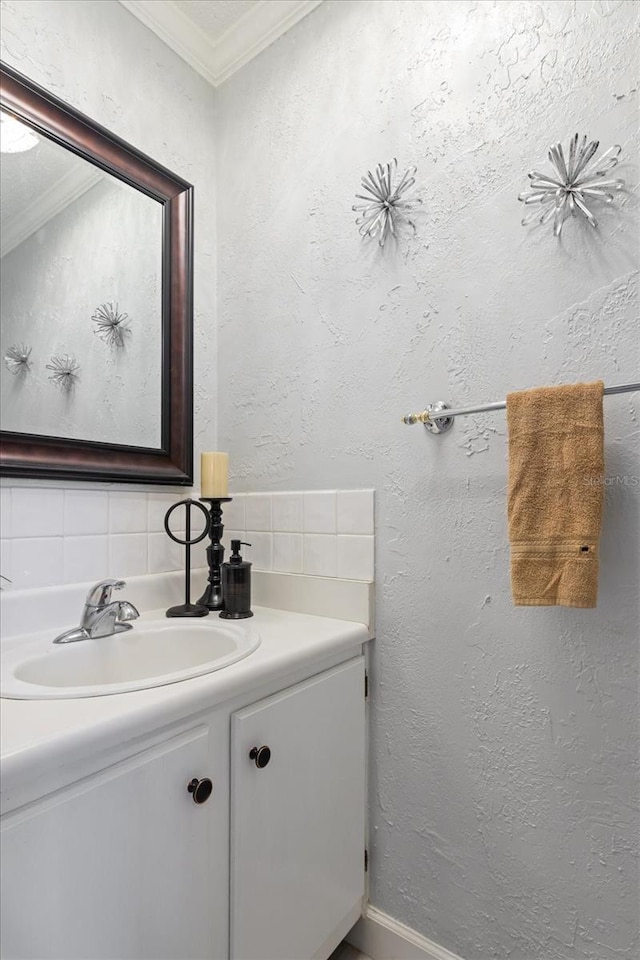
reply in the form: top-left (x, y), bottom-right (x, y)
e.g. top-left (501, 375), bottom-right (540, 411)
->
top-left (402, 381), bottom-right (640, 434)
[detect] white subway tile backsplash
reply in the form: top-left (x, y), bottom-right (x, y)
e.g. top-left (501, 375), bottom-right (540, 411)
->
top-left (148, 493), bottom-right (180, 533)
top-left (337, 535), bottom-right (375, 581)
top-left (303, 491), bottom-right (337, 533)
top-left (3, 486), bottom-right (159, 591)
top-left (148, 531), bottom-right (184, 574)
top-left (0, 485), bottom-right (375, 591)
top-left (1, 488), bottom-right (11, 539)
top-left (245, 532), bottom-right (272, 571)
top-left (64, 489), bottom-right (109, 536)
top-left (110, 492), bottom-right (148, 534)
top-left (224, 495), bottom-right (246, 531)
top-left (303, 533), bottom-right (338, 577)
top-left (109, 534), bottom-right (148, 578)
top-left (11, 487), bottom-right (64, 538)
top-left (190, 543), bottom-right (208, 575)
top-left (245, 494), bottom-right (272, 532)
top-left (272, 493), bottom-right (303, 532)
top-left (63, 536), bottom-right (110, 585)
top-left (12, 537), bottom-right (64, 589)
top-left (337, 489), bottom-right (374, 535)
top-left (273, 533), bottom-right (303, 574)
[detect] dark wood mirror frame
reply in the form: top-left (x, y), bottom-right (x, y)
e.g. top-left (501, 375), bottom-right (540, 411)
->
top-left (0, 62), bottom-right (194, 485)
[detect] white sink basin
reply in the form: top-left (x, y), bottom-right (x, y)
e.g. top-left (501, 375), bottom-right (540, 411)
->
top-left (1, 619), bottom-right (261, 699)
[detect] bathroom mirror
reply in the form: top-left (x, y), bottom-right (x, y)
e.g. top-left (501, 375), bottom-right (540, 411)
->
top-left (0, 63), bottom-right (194, 484)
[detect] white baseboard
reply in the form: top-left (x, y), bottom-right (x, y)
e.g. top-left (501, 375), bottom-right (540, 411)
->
top-left (346, 905), bottom-right (464, 960)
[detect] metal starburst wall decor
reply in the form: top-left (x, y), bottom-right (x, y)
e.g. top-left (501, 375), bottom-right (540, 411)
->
top-left (519, 134), bottom-right (625, 237)
top-left (46, 354), bottom-right (80, 391)
top-left (353, 159), bottom-right (421, 247)
top-left (4, 343), bottom-right (32, 377)
top-left (92, 302), bottom-right (131, 347)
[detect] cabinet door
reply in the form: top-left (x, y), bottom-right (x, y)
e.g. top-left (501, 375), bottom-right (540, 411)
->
top-left (1, 725), bottom-right (220, 960)
top-left (230, 657), bottom-right (366, 960)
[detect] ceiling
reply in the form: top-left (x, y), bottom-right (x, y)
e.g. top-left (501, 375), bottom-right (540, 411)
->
top-left (119, 0), bottom-right (324, 87)
top-left (177, 0), bottom-right (258, 37)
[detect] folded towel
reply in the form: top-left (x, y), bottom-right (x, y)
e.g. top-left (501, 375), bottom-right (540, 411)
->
top-left (506, 380), bottom-right (605, 608)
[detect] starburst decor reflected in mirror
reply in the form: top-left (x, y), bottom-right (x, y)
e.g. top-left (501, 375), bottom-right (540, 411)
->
top-left (353, 159), bottom-right (421, 247)
top-left (46, 354), bottom-right (80, 391)
top-left (92, 302), bottom-right (131, 347)
top-left (4, 343), bottom-right (33, 377)
top-left (518, 134), bottom-right (625, 237)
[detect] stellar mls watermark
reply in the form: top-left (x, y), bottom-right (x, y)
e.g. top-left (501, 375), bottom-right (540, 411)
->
top-left (583, 475), bottom-right (639, 487)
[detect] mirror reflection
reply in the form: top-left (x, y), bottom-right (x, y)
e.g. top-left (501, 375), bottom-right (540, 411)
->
top-left (1, 115), bottom-right (163, 448)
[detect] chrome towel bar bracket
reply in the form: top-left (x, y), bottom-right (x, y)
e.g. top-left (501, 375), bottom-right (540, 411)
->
top-left (401, 402), bottom-right (453, 434)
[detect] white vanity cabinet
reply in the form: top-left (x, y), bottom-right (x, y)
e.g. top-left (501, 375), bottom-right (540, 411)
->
top-left (230, 657), bottom-right (366, 960)
top-left (0, 721), bottom-right (228, 960)
top-left (0, 654), bottom-right (366, 960)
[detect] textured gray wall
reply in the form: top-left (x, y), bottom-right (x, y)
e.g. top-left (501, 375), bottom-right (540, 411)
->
top-left (0, 0), bottom-right (217, 468)
top-left (216, 2), bottom-right (640, 958)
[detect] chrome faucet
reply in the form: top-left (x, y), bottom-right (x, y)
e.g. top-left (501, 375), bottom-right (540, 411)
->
top-left (53, 579), bottom-right (140, 644)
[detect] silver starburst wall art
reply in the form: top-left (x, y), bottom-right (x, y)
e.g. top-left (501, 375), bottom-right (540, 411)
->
top-left (46, 354), bottom-right (80, 391)
top-left (518, 134), bottom-right (625, 237)
top-left (92, 302), bottom-right (131, 347)
top-left (353, 159), bottom-right (421, 247)
top-left (4, 343), bottom-right (32, 377)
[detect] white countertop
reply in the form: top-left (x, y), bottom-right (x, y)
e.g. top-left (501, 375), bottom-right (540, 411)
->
top-left (1, 605), bottom-right (370, 814)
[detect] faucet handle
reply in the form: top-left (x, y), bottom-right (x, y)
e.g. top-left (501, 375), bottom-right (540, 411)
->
top-left (117, 600), bottom-right (140, 623)
top-left (85, 578), bottom-right (126, 608)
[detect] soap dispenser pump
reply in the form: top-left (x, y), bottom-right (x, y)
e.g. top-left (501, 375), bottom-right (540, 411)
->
top-left (219, 540), bottom-right (253, 619)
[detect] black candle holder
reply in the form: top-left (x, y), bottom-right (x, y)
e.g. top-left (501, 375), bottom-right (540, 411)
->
top-left (197, 497), bottom-right (233, 611)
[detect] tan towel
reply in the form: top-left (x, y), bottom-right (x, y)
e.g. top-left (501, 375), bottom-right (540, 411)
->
top-left (506, 380), bottom-right (604, 608)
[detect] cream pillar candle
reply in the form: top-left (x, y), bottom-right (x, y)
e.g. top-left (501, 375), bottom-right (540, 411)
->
top-left (200, 452), bottom-right (229, 498)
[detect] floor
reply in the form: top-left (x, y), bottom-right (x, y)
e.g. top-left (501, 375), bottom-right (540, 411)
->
top-left (328, 942), bottom-right (371, 960)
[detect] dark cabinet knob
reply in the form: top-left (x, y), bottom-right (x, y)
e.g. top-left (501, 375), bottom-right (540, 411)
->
top-left (187, 777), bottom-right (213, 804)
top-left (249, 745), bottom-right (271, 768)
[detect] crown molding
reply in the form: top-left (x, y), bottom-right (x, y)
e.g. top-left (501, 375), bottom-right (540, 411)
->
top-left (119, 0), bottom-right (324, 87)
top-left (1, 165), bottom-right (102, 258)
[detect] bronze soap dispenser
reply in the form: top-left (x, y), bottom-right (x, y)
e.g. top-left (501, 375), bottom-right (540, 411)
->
top-left (219, 540), bottom-right (253, 619)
